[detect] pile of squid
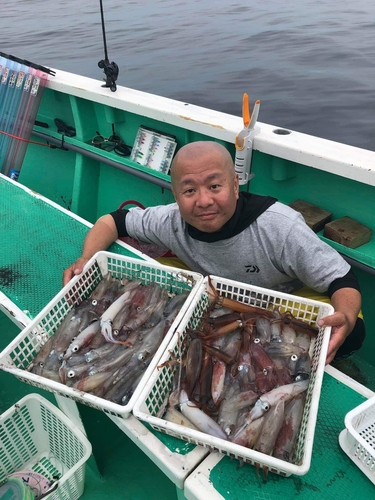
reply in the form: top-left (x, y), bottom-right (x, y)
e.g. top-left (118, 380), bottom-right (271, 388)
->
top-left (162, 281), bottom-right (319, 479)
top-left (28, 274), bottom-right (189, 406)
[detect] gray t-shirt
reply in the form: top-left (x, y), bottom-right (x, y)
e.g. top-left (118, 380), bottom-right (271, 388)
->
top-left (125, 201), bottom-right (349, 293)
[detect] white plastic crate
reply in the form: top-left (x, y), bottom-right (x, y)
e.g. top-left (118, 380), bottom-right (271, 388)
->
top-left (339, 395), bottom-right (375, 484)
top-left (0, 251), bottom-right (203, 419)
top-left (133, 275), bottom-right (333, 477)
top-left (0, 394), bottom-right (91, 500)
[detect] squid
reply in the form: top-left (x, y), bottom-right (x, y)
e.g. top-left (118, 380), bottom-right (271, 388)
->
top-left (179, 389), bottom-right (228, 440)
top-left (248, 379), bottom-right (309, 423)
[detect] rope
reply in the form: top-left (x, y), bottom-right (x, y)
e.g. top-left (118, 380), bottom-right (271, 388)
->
top-left (0, 129), bottom-right (52, 148)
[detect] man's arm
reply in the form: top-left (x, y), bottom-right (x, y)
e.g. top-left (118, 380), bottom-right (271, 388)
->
top-left (63, 214), bottom-right (118, 286)
top-left (317, 287), bottom-right (362, 364)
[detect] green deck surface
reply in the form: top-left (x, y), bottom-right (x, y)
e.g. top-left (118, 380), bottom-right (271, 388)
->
top-left (208, 373), bottom-right (373, 499)
top-left (78, 404), bottom-right (178, 500)
top-left (0, 176), bottom-right (138, 318)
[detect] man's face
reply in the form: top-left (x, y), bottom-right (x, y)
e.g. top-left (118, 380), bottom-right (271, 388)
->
top-left (171, 152), bottom-right (239, 233)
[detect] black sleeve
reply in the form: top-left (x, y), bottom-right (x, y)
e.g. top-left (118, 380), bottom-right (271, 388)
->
top-left (327, 268), bottom-right (361, 298)
top-left (110, 209), bottom-right (129, 238)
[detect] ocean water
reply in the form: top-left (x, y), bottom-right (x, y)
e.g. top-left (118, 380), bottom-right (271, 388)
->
top-left (1, 0), bottom-right (375, 150)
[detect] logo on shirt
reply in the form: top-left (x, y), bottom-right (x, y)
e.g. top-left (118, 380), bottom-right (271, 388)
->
top-left (245, 264), bottom-right (259, 273)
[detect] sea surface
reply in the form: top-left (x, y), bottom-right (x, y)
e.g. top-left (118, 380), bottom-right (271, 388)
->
top-left (1, 0), bottom-right (375, 150)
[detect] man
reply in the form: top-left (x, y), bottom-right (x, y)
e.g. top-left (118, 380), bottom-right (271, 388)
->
top-left (63, 141), bottom-right (364, 365)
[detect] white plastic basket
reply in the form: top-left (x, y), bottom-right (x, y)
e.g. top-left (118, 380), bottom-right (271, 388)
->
top-left (0, 251), bottom-right (203, 419)
top-left (133, 275), bottom-right (333, 477)
top-left (0, 394), bottom-right (91, 500)
top-left (339, 395), bottom-right (375, 484)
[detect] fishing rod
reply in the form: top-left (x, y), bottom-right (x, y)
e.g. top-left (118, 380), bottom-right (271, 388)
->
top-left (98, 0), bottom-right (119, 92)
top-left (0, 52), bottom-right (55, 76)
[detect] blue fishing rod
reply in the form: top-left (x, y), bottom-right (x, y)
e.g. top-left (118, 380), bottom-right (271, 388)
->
top-left (98, 0), bottom-right (119, 92)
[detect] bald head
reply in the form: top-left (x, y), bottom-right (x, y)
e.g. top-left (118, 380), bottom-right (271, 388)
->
top-left (170, 141), bottom-right (239, 233)
top-left (171, 141), bottom-right (235, 187)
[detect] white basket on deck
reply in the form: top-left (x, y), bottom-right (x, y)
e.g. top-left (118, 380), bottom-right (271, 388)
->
top-left (133, 275), bottom-right (333, 477)
top-left (0, 394), bottom-right (91, 500)
top-left (0, 251), bottom-right (203, 419)
top-left (339, 395), bottom-right (375, 484)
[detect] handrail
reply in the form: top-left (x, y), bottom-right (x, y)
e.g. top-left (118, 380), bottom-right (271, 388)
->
top-left (32, 130), bottom-right (172, 191)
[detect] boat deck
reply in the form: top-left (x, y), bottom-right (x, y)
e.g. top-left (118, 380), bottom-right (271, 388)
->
top-left (185, 371), bottom-right (375, 499)
top-left (1, 173), bottom-right (374, 499)
top-left (0, 174), bottom-right (139, 324)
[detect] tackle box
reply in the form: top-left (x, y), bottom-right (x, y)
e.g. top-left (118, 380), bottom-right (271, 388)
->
top-left (0, 251), bottom-right (203, 419)
top-left (339, 394), bottom-right (375, 484)
top-left (0, 393), bottom-right (91, 500)
top-left (133, 275), bottom-right (334, 477)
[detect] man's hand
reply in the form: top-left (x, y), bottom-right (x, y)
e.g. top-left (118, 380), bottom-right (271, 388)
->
top-left (62, 214), bottom-right (119, 287)
top-left (317, 311), bottom-right (351, 364)
top-left (63, 257), bottom-right (89, 286)
top-left (317, 287), bottom-right (361, 365)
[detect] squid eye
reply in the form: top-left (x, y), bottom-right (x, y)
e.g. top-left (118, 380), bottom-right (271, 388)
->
top-left (291, 354), bottom-right (298, 361)
top-left (138, 353), bottom-right (145, 360)
top-left (254, 338), bottom-right (261, 344)
top-left (263, 368), bottom-right (268, 375)
top-left (92, 299), bottom-right (98, 306)
top-left (72, 345), bottom-right (79, 353)
top-left (113, 329), bottom-right (119, 336)
top-left (39, 362), bottom-right (44, 368)
top-left (67, 370), bottom-right (75, 378)
top-left (263, 402), bottom-right (270, 412)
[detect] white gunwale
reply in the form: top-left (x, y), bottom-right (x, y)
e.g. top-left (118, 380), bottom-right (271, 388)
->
top-left (47, 69), bottom-right (375, 187)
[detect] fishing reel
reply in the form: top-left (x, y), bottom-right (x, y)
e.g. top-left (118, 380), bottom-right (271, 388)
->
top-left (98, 58), bottom-right (119, 92)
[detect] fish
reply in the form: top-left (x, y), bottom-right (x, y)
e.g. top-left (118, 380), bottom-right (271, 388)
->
top-left (253, 399), bottom-right (285, 481)
top-left (88, 345), bottom-right (135, 376)
top-left (231, 414), bottom-right (265, 448)
top-left (218, 379), bottom-right (258, 437)
top-left (294, 332), bottom-right (311, 351)
top-left (93, 279), bottom-right (125, 317)
top-left (179, 389), bottom-right (228, 440)
top-left (100, 290), bottom-right (132, 342)
top-left (164, 407), bottom-right (198, 430)
top-left (293, 352), bottom-right (312, 381)
top-left (281, 324), bottom-right (297, 344)
top-left (184, 338), bottom-right (202, 398)
top-left (254, 399), bottom-right (285, 455)
top-left (72, 370), bottom-right (116, 392)
top-left (248, 379), bottom-right (309, 423)
top-left (63, 320), bottom-right (101, 361)
top-left (255, 316), bottom-right (272, 345)
top-left (211, 358), bottom-right (226, 405)
top-left (273, 393), bottom-right (305, 462)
